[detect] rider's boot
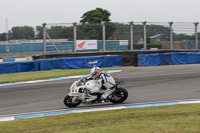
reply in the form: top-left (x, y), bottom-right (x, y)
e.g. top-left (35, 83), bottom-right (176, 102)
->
top-left (99, 96), bottom-right (106, 103)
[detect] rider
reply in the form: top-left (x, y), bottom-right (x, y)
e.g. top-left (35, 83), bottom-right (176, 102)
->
top-left (83, 66), bottom-right (116, 102)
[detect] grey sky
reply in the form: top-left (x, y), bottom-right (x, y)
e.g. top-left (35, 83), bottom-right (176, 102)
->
top-left (0, 0), bottom-right (199, 33)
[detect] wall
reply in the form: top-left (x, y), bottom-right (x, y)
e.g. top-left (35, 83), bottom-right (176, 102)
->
top-left (0, 40), bottom-right (128, 54)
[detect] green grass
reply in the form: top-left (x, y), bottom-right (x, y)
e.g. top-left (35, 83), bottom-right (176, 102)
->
top-left (0, 69), bottom-right (118, 84)
top-left (0, 104), bottom-right (200, 133)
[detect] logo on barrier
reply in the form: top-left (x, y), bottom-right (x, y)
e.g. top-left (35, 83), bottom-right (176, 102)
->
top-left (77, 40), bottom-right (97, 50)
top-left (77, 41), bottom-right (86, 49)
top-left (88, 59), bottom-right (99, 66)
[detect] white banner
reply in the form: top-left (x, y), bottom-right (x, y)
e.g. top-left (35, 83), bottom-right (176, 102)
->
top-left (120, 40), bottom-right (129, 45)
top-left (76, 40), bottom-right (97, 50)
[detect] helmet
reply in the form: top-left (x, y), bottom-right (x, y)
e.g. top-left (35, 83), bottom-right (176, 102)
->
top-left (90, 67), bottom-right (101, 79)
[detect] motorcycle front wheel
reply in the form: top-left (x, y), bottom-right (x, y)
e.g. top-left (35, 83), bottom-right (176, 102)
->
top-left (63, 95), bottom-right (82, 108)
top-left (109, 87), bottom-right (128, 104)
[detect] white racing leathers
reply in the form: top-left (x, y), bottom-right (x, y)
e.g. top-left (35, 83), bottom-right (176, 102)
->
top-left (89, 72), bottom-right (116, 99)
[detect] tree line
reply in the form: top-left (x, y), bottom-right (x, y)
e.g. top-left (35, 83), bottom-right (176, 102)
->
top-left (0, 7), bottom-right (197, 42)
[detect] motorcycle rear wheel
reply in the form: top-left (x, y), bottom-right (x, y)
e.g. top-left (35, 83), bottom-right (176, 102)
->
top-left (63, 95), bottom-right (82, 107)
top-left (109, 87), bottom-right (128, 104)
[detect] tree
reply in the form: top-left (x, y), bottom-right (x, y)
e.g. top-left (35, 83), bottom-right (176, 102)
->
top-left (46, 26), bottom-right (63, 39)
top-left (60, 26), bottom-right (74, 40)
top-left (0, 33), bottom-right (6, 41)
top-left (43, 26), bottom-right (74, 40)
top-left (35, 26), bottom-right (43, 39)
top-left (80, 8), bottom-right (111, 23)
top-left (77, 23), bottom-right (102, 39)
top-left (173, 33), bottom-right (194, 41)
top-left (79, 7), bottom-right (116, 40)
top-left (9, 26), bottom-right (35, 39)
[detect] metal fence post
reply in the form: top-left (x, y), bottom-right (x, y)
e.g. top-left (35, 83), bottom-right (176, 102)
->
top-left (194, 22), bottom-right (198, 50)
top-left (143, 21), bottom-right (147, 50)
top-left (130, 21), bottom-right (133, 51)
top-left (169, 22), bottom-right (173, 50)
top-left (42, 23), bottom-right (46, 56)
top-left (102, 21), bottom-right (106, 52)
top-left (6, 18), bottom-right (9, 43)
top-left (73, 22), bottom-right (77, 53)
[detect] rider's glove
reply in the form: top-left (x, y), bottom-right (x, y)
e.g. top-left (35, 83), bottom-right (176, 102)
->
top-left (80, 77), bottom-right (86, 82)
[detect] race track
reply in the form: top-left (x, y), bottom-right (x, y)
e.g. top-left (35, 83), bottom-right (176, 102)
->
top-left (0, 64), bottom-right (200, 117)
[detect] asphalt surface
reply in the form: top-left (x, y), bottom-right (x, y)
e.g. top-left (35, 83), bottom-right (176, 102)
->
top-left (0, 64), bottom-right (200, 116)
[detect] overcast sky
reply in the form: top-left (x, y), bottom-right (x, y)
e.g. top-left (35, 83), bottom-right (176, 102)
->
top-left (0, 0), bottom-right (200, 33)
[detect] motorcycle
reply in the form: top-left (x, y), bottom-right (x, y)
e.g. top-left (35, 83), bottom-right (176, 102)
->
top-left (63, 77), bottom-right (128, 108)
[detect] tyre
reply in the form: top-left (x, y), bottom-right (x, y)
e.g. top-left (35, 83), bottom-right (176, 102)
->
top-left (109, 87), bottom-right (128, 104)
top-left (63, 95), bottom-right (82, 108)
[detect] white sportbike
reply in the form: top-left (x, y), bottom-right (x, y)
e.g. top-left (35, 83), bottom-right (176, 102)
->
top-left (63, 78), bottom-right (128, 107)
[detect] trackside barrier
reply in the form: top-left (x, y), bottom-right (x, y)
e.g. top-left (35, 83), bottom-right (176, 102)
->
top-left (0, 57), bottom-right (33, 63)
top-left (34, 55), bottom-right (122, 71)
top-left (138, 52), bottom-right (200, 66)
top-left (0, 62), bottom-right (34, 74)
top-left (0, 55), bottom-right (122, 74)
top-left (138, 54), bottom-right (160, 66)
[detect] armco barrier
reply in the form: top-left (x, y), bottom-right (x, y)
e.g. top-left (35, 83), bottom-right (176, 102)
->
top-left (138, 52), bottom-right (200, 66)
top-left (0, 55), bottom-right (122, 74)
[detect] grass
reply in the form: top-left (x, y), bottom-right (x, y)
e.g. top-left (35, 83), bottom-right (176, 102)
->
top-left (0, 103), bottom-right (200, 133)
top-left (0, 68), bottom-right (118, 84)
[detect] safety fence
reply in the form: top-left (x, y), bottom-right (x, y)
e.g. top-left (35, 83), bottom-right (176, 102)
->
top-left (42, 22), bottom-right (200, 53)
top-left (138, 52), bottom-right (200, 66)
top-left (0, 55), bottom-right (122, 74)
top-left (1, 22), bottom-right (200, 57)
